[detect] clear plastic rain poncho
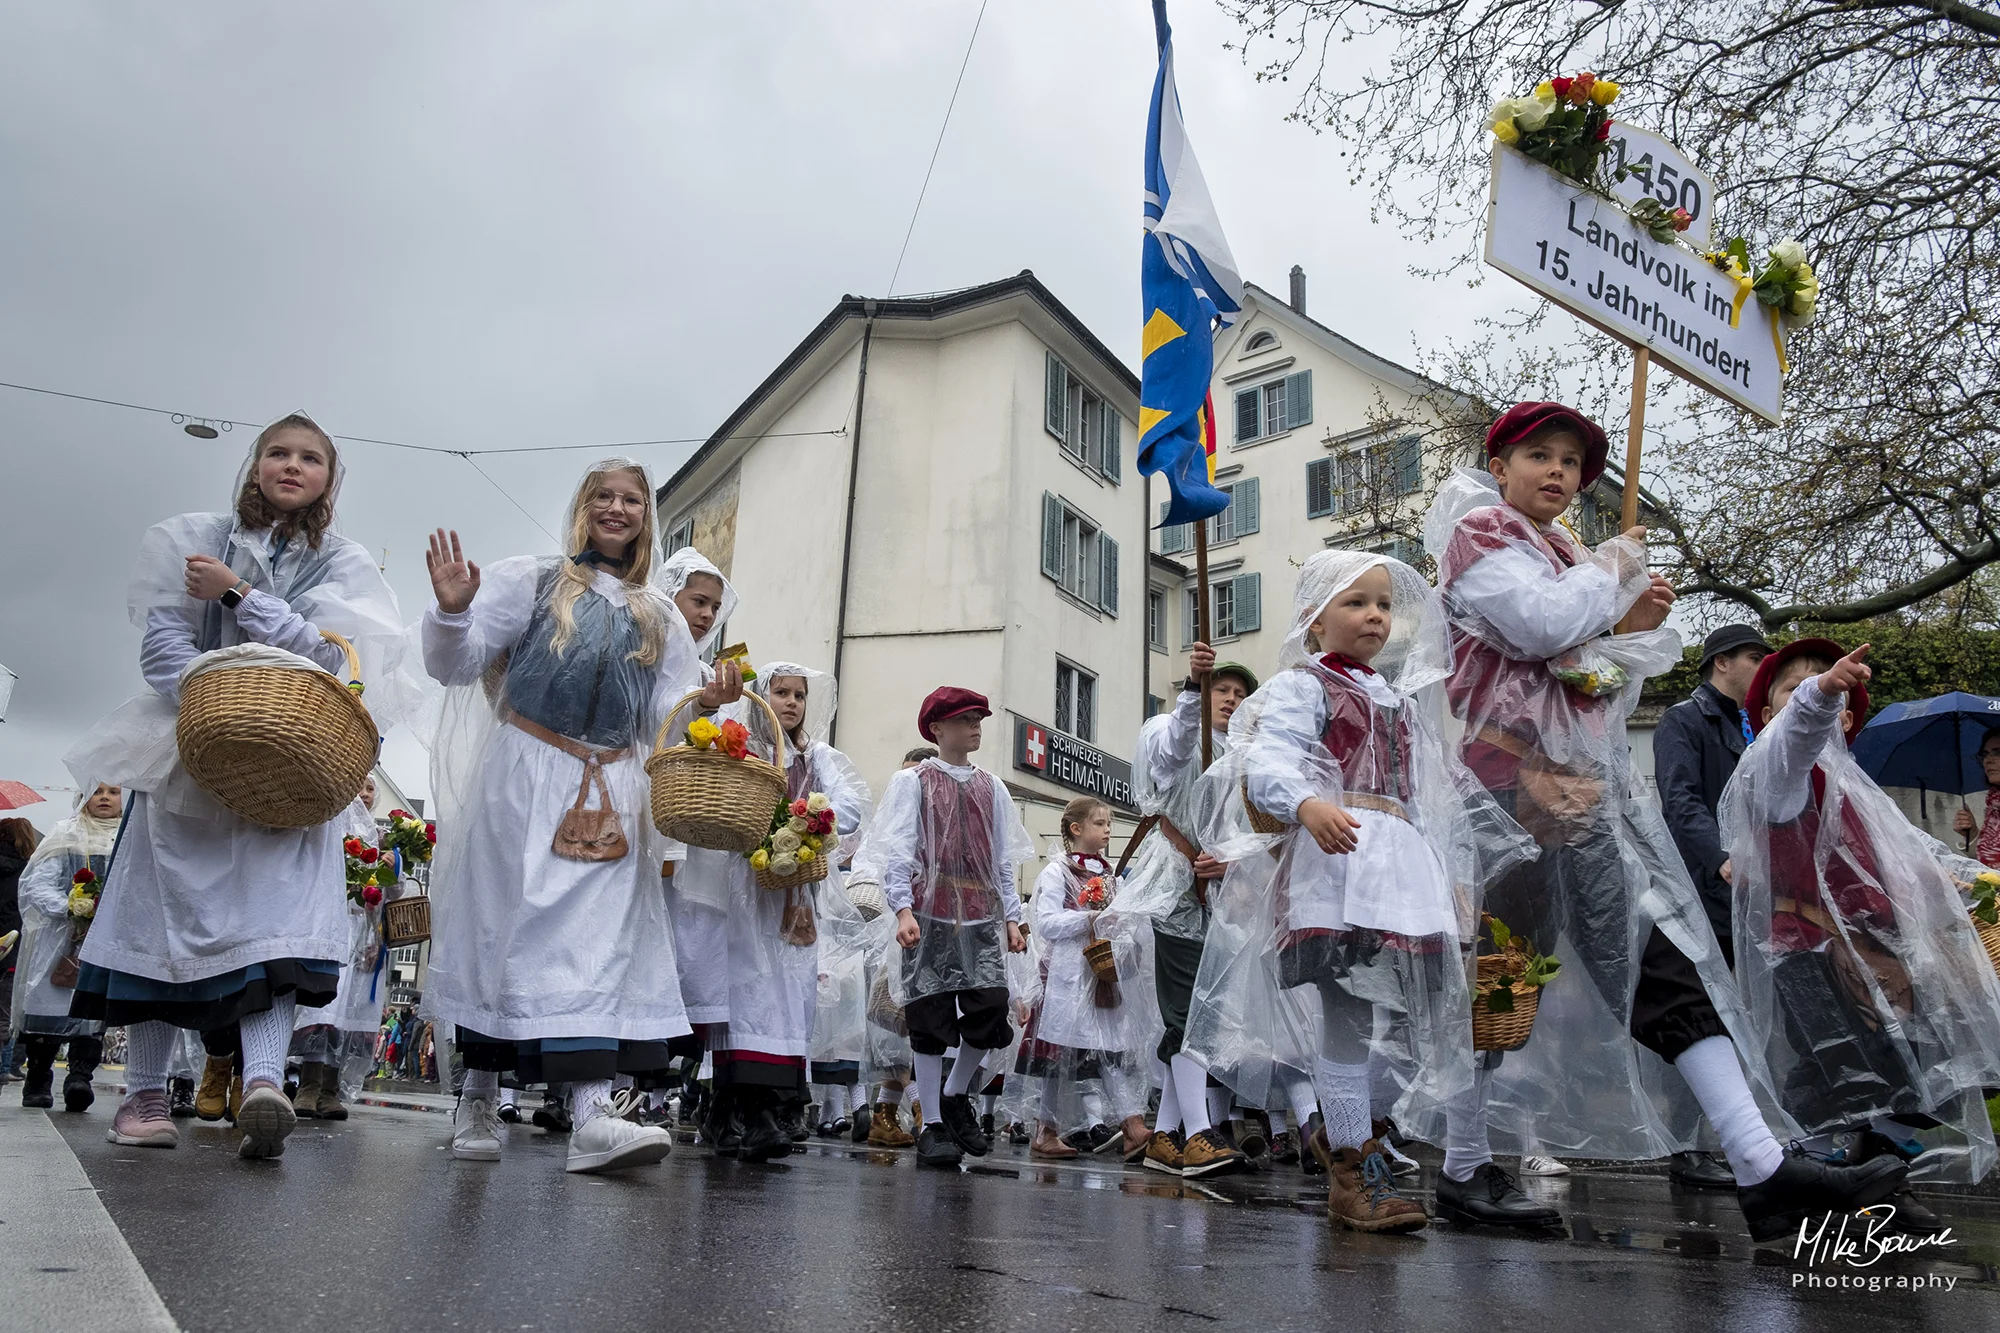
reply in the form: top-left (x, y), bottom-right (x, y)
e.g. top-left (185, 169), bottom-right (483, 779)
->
top-left (858, 756), bottom-right (1036, 1007)
top-left (707, 662), bottom-right (872, 1059)
top-left (656, 547), bottom-right (740, 660)
top-left (64, 420), bottom-right (415, 988)
top-left (69, 423), bottom-right (417, 814)
top-left (1723, 673), bottom-right (2000, 1181)
top-left (1186, 552), bottom-right (1535, 1132)
top-left (9, 790), bottom-right (118, 1039)
top-left (1109, 685), bottom-right (1230, 943)
top-left (1424, 467), bottom-right (1764, 1158)
top-left (417, 458), bottom-right (704, 1048)
top-left (1005, 850), bottom-right (1163, 1133)
top-left (291, 800), bottom-right (402, 1099)
top-left (811, 878), bottom-right (871, 1073)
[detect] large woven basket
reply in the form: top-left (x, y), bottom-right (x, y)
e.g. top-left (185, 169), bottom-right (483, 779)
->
top-left (383, 894), bottom-right (431, 947)
top-left (1976, 920), bottom-right (2000, 982)
top-left (646, 688), bottom-right (788, 853)
top-left (177, 630), bottom-right (379, 829)
top-left (1471, 952), bottom-right (1543, 1052)
top-left (755, 853), bottom-right (830, 893)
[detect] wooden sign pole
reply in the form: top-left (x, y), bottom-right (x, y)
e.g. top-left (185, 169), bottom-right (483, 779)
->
top-left (1195, 518), bottom-right (1213, 769)
top-left (1614, 345), bottom-right (1650, 634)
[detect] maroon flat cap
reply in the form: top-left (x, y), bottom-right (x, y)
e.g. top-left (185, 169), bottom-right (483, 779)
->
top-left (1746, 638), bottom-right (1869, 745)
top-left (918, 686), bottom-right (991, 742)
top-left (1486, 402), bottom-right (1610, 488)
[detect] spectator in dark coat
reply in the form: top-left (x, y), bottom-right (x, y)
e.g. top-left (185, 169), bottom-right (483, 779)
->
top-left (1651, 623), bottom-right (1770, 1189)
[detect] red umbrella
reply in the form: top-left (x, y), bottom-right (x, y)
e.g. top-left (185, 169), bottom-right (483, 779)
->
top-left (0, 781), bottom-right (48, 811)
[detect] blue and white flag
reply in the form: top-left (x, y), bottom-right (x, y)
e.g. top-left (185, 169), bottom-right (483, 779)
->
top-left (1137, 0), bottom-right (1243, 527)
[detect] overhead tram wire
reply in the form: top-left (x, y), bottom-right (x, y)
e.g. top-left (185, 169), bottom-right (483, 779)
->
top-left (884, 0), bottom-right (989, 297)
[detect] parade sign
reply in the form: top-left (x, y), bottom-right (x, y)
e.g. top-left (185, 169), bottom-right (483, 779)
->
top-left (1603, 125), bottom-right (1714, 250)
top-left (1484, 143), bottom-right (1785, 423)
top-left (1013, 715), bottom-right (1135, 808)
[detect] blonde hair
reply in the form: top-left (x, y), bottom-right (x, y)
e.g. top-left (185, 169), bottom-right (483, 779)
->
top-left (235, 413), bottom-right (339, 548)
top-left (548, 464), bottom-right (666, 666)
top-left (1059, 796), bottom-right (1111, 849)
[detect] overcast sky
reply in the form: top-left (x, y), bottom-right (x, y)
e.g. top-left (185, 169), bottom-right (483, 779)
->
top-left (0, 1), bottom-right (1521, 826)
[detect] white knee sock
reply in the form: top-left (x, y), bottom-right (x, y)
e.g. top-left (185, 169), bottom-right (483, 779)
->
top-left (1286, 1075), bottom-right (1319, 1126)
top-left (569, 1078), bottom-right (616, 1131)
top-left (1314, 1058), bottom-right (1373, 1151)
top-left (649, 1089), bottom-right (669, 1112)
top-left (1170, 1054), bottom-right (1211, 1134)
top-left (497, 1083), bottom-right (519, 1107)
top-left (915, 1053), bottom-right (945, 1126)
top-left (1205, 1086), bottom-right (1231, 1130)
top-left (1082, 1089), bottom-right (1107, 1125)
top-left (944, 1050), bottom-right (984, 1097)
top-left (1153, 1057), bottom-right (1180, 1135)
top-left (238, 997), bottom-right (296, 1086)
top-left (1442, 1067), bottom-right (1493, 1183)
top-left (123, 1021), bottom-right (176, 1094)
top-left (980, 1093), bottom-right (998, 1117)
top-left (463, 1069), bottom-right (500, 1101)
top-left (1674, 1036), bottom-right (1783, 1186)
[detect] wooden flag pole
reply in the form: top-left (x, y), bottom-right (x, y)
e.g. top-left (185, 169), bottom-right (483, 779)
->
top-left (1614, 345), bottom-right (1650, 634)
top-left (1194, 517), bottom-right (1213, 770)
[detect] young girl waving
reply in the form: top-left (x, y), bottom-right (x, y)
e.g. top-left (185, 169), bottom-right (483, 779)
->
top-left (66, 414), bottom-right (410, 1158)
top-left (420, 458), bottom-right (718, 1175)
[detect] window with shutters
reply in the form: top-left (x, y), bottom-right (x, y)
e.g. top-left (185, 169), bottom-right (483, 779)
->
top-left (1039, 492), bottom-right (1118, 616)
top-left (1204, 477), bottom-right (1260, 546)
top-left (1157, 501), bottom-right (1190, 555)
top-left (1330, 433), bottom-right (1426, 515)
top-left (665, 518), bottom-right (695, 554)
top-left (1044, 349), bottom-right (1122, 484)
top-left (1146, 588), bottom-right (1165, 651)
top-left (1232, 370), bottom-right (1313, 444)
top-left (1055, 659), bottom-right (1097, 742)
top-left (1369, 537), bottom-right (1425, 568)
top-left (1183, 572), bottom-right (1263, 643)
top-left (1306, 458), bottom-right (1334, 518)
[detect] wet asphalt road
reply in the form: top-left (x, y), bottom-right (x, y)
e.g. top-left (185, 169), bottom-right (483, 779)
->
top-left (48, 1103), bottom-right (2000, 1333)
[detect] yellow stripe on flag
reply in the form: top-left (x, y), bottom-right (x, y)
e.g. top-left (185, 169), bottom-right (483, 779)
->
top-left (1141, 307), bottom-right (1186, 360)
top-left (1139, 406), bottom-right (1171, 440)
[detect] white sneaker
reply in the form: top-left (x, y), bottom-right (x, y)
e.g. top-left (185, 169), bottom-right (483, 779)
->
top-left (1384, 1140), bottom-right (1421, 1177)
top-left (566, 1113), bottom-right (674, 1174)
top-left (1519, 1153), bottom-right (1570, 1177)
top-left (453, 1095), bottom-right (503, 1161)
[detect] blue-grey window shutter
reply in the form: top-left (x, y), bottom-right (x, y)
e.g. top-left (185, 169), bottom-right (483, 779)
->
top-left (1045, 353), bottom-right (1067, 440)
top-left (1101, 404), bottom-right (1121, 482)
top-left (1307, 458), bottom-right (1333, 517)
top-left (1234, 388), bottom-right (1259, 443)
top-left (1285, 371), bottom-right (1312, 428)
top-left (1158, 500), bottom-right (1187, 555)
top-left (1235, 477), bottom-right (1260, 536)
top-left (1233, 572), bottom-right (1262, 634)
top-left (1396, 434), bottom-right (1422, 494)
top-left (1098, 533), bottom-right (1119, 615)
top-left (1041, 493), bottom-right (1063, 578)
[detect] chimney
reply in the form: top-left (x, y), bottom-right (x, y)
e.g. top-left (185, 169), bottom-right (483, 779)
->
top-left (1288, 264), bottom-right (1306, 315)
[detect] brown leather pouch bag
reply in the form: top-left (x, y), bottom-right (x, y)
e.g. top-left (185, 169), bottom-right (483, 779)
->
top-left (553, 755), bottom-right (630, 863)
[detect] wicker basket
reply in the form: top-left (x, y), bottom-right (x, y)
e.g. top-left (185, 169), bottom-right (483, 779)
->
top-left (646, 688), bottom-right (788, 854)
top-left (1471, 952), bottom-right (1542, 1052)
top-left (1243, 780), bottom-right (1286, 835)
top-left (1976, 920), bottom-right (2000, 981)
top-left (177, 630), bottom-right (379, 829)
top-left (1083, 936), bottom-right (1119, 983)
top-left (755, 853), bottom-right (831, 893)
top-left (383, 894), bottom-right (431, 947)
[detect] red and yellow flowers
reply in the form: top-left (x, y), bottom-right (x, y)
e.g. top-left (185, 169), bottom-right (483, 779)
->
top-left (67, 866), bottom-right (102, 919)
top-left (686, 716), bottom-right (752, 761)
top-left (1077, 876), bottom-right (1109, 911)
top-left (1490, 70), bottom-right (1620, 185)
top-left (382, 808), bottom-right (437, 867)
top-left (345, 835), bottom-right (386, 909)
top-left (749, 790), bottom-right (836, 879)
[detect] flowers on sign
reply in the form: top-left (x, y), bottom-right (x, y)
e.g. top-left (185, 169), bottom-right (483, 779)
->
top-left (749, 790), bottom-right (836, 882)
top-left (68, 866), bottom-right (102, 919)
top-left (1491, 70), bottom-right (1618, 184)
top-left (1628, 196), bottom-right (1693, 244)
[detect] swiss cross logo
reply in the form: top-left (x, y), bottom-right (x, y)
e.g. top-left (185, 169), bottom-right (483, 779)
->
top-left (1022, 724), bottom-right (1047, 771)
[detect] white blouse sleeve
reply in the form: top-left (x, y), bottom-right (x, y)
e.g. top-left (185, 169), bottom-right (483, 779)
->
top-left (233, 589), bottom-right (347, 672)
top-left (1032, 861), bottom-right (1093, 942)
top-left (1449, 543), bottom-right (1623, 661)
top-left (139, 606), bottom-right (204, 705)
top-left (1141, 690), bottom-right (1204, 789)
top-left (1244, 672), bottom-right (1331, 825)
top-left (1746, 677), bottom-right (1846, 825)
top-left (18, 855), bottom-right (71, 920)
top-left (991, 778), bottom-right (1032, 924)
top-left (421, 556), bottom-right (543, 687)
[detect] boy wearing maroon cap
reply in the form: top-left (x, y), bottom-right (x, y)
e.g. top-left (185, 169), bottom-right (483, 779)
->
top-left (1428, 403), bottom-right (1906, 1240)
top-left (856, 687), bottom-right (1034, 1167)
top-left (1720, 641), bottom-right (2000, 1233)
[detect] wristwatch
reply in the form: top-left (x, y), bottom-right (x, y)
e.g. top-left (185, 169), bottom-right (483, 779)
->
top-left (218, 579), bottom-right (250, 610)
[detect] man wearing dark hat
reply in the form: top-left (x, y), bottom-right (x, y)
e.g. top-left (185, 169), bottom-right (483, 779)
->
top-left (1651, 623), bottom-right (1770, 1187)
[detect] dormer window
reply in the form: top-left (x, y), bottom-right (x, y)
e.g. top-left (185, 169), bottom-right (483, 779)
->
top-left (1244, 330), bottom-right (1278, 353)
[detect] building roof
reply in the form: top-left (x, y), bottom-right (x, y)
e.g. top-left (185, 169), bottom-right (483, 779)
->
top-left (658, 270), bottom-right (1137, 504)
top-left (1228, 282), bottom-right (1466, 406)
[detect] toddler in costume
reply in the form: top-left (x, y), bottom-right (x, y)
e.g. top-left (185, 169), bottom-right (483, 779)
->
top-left (1721, 639), bottom-right (2000, 1231)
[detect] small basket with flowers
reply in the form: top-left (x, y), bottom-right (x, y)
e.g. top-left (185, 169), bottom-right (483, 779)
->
top-left (750, 792), bottom-right (837, 892)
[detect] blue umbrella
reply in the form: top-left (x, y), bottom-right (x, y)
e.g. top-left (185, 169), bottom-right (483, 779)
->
top-left (1852, 692), bottom-right (2000, 827)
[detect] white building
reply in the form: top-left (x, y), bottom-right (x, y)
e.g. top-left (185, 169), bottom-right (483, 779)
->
top-left (655, 272), bottom-right (1154, 853)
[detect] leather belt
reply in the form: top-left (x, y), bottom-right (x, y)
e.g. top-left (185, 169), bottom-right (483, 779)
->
top-left (506, 712), bottom-right (631, 765)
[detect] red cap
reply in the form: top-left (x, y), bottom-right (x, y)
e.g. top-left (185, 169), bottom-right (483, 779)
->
top-left (1486, 402), bottom-right (1610, 488)
top-left (918, 686), bottom-right (990, 743)
top-left (1745, 638), bottom-right (1869, 745)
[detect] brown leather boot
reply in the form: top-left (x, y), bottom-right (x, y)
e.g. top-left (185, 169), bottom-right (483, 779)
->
top-left (194, 1054), bottom-right (232, 1121)
top-left (1030, 1123), bottom-right (1079, 1159)
top-left (1327, 1138), bottom-right (1429, 1234)
top-left (867, 1102), bottom-right (914, 1148)
top-left (292, 1062), bottom-right (323, 1118)
top-left (313, 1063), bottom-right (349, 1121)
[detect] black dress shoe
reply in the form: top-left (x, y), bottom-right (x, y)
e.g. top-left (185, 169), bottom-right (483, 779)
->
top-left (1848, 1131), bottom-right (1946, 1236)
top-left (939, 1093), bottom-right (991, 1156)
top-left (497, 1102), bottom-right (521, 1123)
top-left (779, 1105), bottom-right (810, 1143)
top-left (168, 1077), bottom-right (196, 1118)
top-left (1668, 1150), bottom-right (1737, 1190)
top-left (915, 1122), bottom-right (965, 1168)
top-left (1435, 1163), bottom-right (1563, 1229)
top-left (1737, 1150), bottom-right (1906, 1242)
top-left (1237, 1111), bottom-right (1271, 1159)
top-left (63, 1070), bottom-right (95, 1113)
top-left (851, 1109), bottom-right (873, 1144)
top-left (20, 1066), bottom-right (54, 1109)
top-left (739, 1107), bottom-right (790, 1162)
